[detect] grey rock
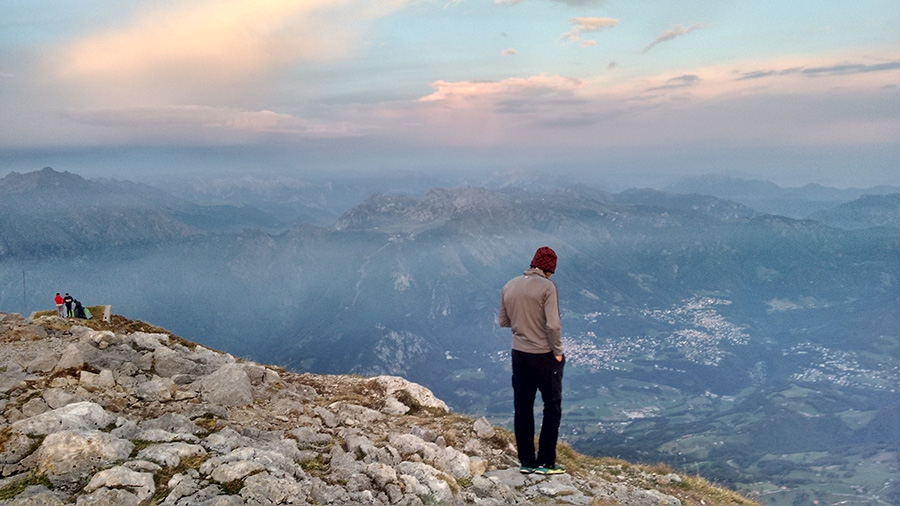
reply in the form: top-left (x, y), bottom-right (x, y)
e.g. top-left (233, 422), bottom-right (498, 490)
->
top-left (85, 331), bottom-right (126, 349)
top-left (133, 428), bottom-right (200, 443)
top-left (36, 430), bottom-right (134, 487)
top-left (133, 376), bottom-right (176, 402)
top-left (409, 426), bottom-right (437, 443)
top-left (25, 353), bottom-right (58, 374)
top-left (266, 388), bottom-right (312, 416)
top-left (130, 332), bottom-right (170, 351)
top-left (20, 397), bottom-right (49, 418)
top-left (186, 346), bottom-right (231, 373)
top-left (289, 426), bottom-right (332, 450)
top-left (11, 402), bottom-right (115, 436)
top-left (364, 462), bottom-right (398, 489)
top-left (162, 472), bottom-right (200, 504)
top-left (198, 495), bottom-right (244, 506)
top-left (396, 461), bottom-right (454, 503)
top-left (123, 459), bottom-right (162, 473)
top-left (110, 419), bottom-right (140, 440)
top-left (200, 447), bottom-right (298, 481)
top-left (208, 460), bottom-right (265, 484)
top-left (202, 427), bottom-right (244, 455)
top-left (4, 485), bottom-right (65, 506)
top-left (154, 346), bottom-right (199, 378)
top-left (313, 406), bottom-right (338, 428)
top-left (141, 412), bottom-right (203, 435)
top-left (79, 370), bottom-right (116, 392)
top-left (75, 487), bottom-right (141, 506)
top-left (0, 432), bottom-right (36, 465)
top-left (137, 442), bottom-right (207, 468)
top-left (330, 401), bottom-right (384, 426)
top-left (473, 416), bottom-right (496, 439)
top-left (54, 344), bottom-right (84, 371)
top-left (83, 466), bottom-right (156, 503)
top-left (432, 445), bottom-right (471, 479)
top-left (240, 363), bottom-right (267, 385)
top-left (0, 376), bottom-right (27, 396)
top-left (171, 374), bottom-right (195, 385)
top-left (240, 472), bottom-right (306, 505)
top-left (382, 396), bottom-right (410, 415)
top-left (200, 364), bottom-right (253, 407)
top-left (469, 456), bottom-right (487, 476)
top-left (373, 375), bottom-right (448, 412)
top-left (42, 388), bottom-right (77, 410)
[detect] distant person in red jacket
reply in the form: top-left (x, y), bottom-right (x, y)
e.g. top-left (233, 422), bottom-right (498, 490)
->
top-left (54, 293), bottom-right (64, 317)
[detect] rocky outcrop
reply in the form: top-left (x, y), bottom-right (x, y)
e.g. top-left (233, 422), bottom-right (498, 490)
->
top-left (0, 312), bottom-right (755, 505)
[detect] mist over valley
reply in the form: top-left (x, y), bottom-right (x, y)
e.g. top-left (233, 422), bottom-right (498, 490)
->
top-left (2, 167), bottom-right (899, 505)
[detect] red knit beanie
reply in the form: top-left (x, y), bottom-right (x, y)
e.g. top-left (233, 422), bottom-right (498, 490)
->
top-left (530, 246), bottom-right (557, 274)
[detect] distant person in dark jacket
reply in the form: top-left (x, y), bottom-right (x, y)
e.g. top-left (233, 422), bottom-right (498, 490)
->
top-left (63, 293), bottom-right (74, 317)
top-left (54, 293), bottom-right (64, 318)
top-left (499, 246), bottom-right (566, 475)
top-left (74, 300), bottom-right (86, 319)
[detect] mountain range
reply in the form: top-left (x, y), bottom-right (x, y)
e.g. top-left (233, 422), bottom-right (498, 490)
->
top-left (662, 173), bottom-right (900, 219)
top-left (1, 167), bottom-right (898, 505)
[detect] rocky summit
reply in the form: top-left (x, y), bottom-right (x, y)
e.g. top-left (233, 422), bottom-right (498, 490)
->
top-left (0, 311), bottom-right (755, 506)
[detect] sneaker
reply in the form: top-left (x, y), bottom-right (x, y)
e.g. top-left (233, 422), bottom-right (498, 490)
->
top-left (535, 465), bottom-right (565, 475)
top-left (519, 466), bottom-right (536, 474)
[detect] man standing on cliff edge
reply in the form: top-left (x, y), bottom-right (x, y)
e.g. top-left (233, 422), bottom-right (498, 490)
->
top-left (499, 246), bottom-right (565, 475)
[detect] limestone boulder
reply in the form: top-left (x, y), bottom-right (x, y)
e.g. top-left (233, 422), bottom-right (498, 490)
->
top-left (11, 402), bottom-right (116, 436)
top-left (36, 430), bottom-right (134, 487)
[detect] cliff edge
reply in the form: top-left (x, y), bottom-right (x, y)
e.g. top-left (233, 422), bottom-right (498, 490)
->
top-left (0, 311), bottom-right (757, 505)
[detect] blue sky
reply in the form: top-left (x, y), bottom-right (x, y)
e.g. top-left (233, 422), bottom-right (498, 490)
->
top-left (1, 0), bottom-right (898, 187)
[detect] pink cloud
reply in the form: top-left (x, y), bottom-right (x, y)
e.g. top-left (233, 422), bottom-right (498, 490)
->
top-left (644, 24), bottom-right (702, 52)
top-left (53, 0), bottom-right (411, 106)
top-left (562, 17), bottom-right (618, 42)
top-left (384, 54), bottom-right (900, 149)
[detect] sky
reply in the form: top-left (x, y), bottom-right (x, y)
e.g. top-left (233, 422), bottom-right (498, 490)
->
top-left (1, 0), bottom-right (898, 188)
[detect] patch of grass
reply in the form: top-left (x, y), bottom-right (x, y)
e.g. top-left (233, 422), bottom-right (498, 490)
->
top-left (456, 476), bottom-right (473, 489)
top-left (394, 389), bottom-right (446, 417)
top-left (220, 478), bottom-right (244, 495)
top-left (675, 474), bottom-right (759, 506)
top-left (0, 426), bottom-right (11, 452)
top-left (395, 389), bottom-right (423, 414)
top-left (551, 443), bottom-right (759, 505)
top-left (485, 429), bottom-right (515, 451)
top-left (129, 439), bottom-right (157, 457)
top-left (331, 393), bottom-right (372, 407)
top-left (300, 456), bottom-right (330, 478)
top-left (589, 499), bottom-right (620, 506)
top-left (438, 474), bottom-right (461, 495)
top-left (0, 472), bottom-right (53, 500)
top-left (644, 462), bottom-right (675, 475)
top-left (193, 415), bottom-right (219, 433)
top-left (354, 379), bottom-right (387, 409)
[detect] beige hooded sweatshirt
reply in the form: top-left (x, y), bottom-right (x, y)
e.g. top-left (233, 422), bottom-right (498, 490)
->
top-left (499, 267), bottom-right (562, 356)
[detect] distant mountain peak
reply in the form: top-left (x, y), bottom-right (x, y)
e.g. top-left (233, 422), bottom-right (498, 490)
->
top-left (0, 166), bottom-right (88, 194)
top-left (334, 186), bottom-right (515, 232)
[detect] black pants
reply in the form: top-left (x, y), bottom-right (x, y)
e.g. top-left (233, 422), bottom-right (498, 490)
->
top-left (512, 349), bottom-right (564, 468)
